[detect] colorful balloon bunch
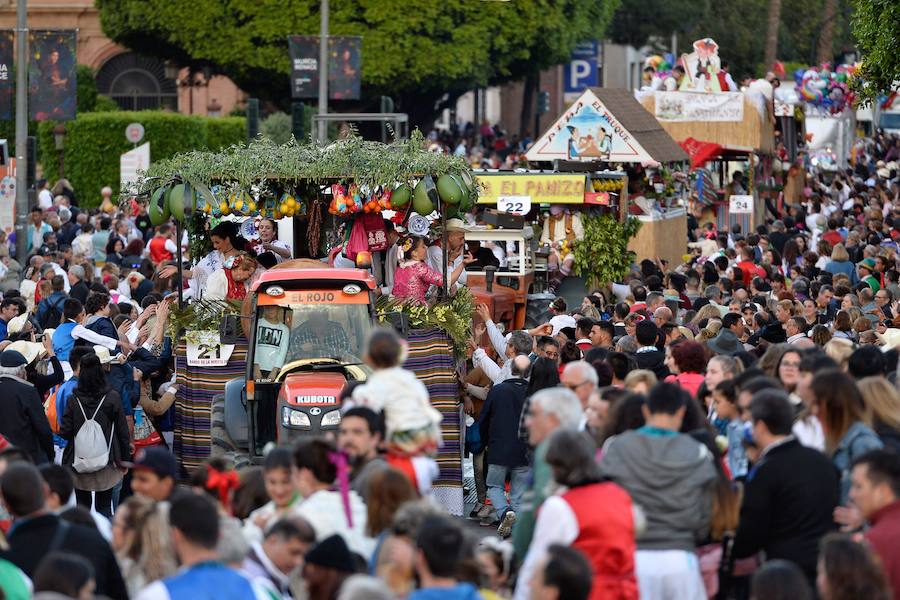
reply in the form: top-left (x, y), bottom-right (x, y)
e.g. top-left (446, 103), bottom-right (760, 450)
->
top-left (644, 53), bottom-right (676, 80)
top-left (794, 64), bottom-right (857, 114)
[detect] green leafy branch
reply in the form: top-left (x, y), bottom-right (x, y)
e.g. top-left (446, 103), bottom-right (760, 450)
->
top-left (375, 286), bottom-right (475, 359)
top-left (573, 215), bottom-right (641, 289)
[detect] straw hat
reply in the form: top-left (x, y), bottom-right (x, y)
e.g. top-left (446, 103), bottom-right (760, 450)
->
top-left (92, 345), bottom-right (125, 365)
top-left (6, 340), bottom-right (46, 365)
top-left (876, 328), bottom-right (900, 352)
top-left (7, 313), bottom-right (29, 335)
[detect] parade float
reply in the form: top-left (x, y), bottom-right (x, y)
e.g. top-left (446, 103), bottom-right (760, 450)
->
top-left (519, 87), bottom-right (689, 301)
top-left (637, 38), bottom-right (776, 233)
top-left (796, 64), bottom-right (858, 170)
top-left (130, 132), bottom-right (479, 514)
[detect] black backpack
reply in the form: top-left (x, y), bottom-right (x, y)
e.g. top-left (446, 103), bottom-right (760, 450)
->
top-left (39, 296), bottom-right (66, 330)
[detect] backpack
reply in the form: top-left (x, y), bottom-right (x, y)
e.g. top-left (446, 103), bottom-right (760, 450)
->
top-left (44, 386), bottom-right (60, 434)
top-left (39, 296), bottom-right (66, 330)
top-left (72, 393), bottom-right (113, 474)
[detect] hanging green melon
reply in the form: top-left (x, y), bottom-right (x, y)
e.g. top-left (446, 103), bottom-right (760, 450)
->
top-left (391, 184), bottom-right (411, 208)
top-left (437, 174), bottom-right (464, 205)
top-left (167, 182), bottom-right (195, 223)
top-left (412, 180), bottom-right (434, 215)
top-left (148, 186), bottom-right (170, 226)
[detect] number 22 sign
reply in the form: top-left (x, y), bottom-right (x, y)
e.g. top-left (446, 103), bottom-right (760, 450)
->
top-left (497, 195), bottom-right (532, 215)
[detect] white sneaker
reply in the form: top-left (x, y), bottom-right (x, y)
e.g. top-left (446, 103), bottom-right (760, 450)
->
top-left (477, 504), bottom-right (494, 519)
top-left (497, 510), bottom-right (517, 538)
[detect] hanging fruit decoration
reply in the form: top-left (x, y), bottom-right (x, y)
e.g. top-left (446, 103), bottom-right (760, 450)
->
top-left (391, 184), bottom-right (411, 208)
top-left (437, 174), bottom-right (464, 205)
top-left (148, 185), bottom-right (171, 226)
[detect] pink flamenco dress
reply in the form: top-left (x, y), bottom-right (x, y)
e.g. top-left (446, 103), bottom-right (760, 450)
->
top-left (391, 260), bottom-right (443, 304)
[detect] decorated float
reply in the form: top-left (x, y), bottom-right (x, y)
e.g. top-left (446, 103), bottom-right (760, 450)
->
top-left (129, 132), bottom-right (480, 515)
top-left (637, 38), bottom-right (776, 234)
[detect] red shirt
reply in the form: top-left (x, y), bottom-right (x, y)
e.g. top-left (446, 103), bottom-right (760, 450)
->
top-left (866, 500), bottom-right (900, 600)
top-left (564, 483), bottom-right (639, 600)
top-left (149, 236), bottom-right (174, 265)
top-left (736, 260), bottom-right (764, 286)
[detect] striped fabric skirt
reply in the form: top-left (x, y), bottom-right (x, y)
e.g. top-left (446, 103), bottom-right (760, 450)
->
top-left (403, 328), bottom-right (464, 516)
top-left (174, 337), bottom-right (248, 481)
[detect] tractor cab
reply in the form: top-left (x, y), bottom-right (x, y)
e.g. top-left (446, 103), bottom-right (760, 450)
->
top-left (220, 263), bottom-right (376, 458)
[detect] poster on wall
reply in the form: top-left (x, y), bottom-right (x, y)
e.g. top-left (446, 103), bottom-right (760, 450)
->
top-left (289, 35), bottom-right (361, 100)
top-left (0, 31), bottom-right (13, 120)
top-left (29, 30), bottom-right (77, 121)
top-left (525, 88), bottom-right (656, 163)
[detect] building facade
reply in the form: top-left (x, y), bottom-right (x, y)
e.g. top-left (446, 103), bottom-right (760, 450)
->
top-left (0, 0), bottom-right (245, 115)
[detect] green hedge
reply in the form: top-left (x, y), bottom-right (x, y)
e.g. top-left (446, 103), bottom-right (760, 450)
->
top-left (38, 112), bottom-right (247, 207)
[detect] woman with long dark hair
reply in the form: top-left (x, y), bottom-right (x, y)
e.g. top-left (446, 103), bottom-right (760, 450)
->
top-left (157, 220), bottom-right (247, 298)
top-left (526, 357), bottom-right (560, 397)
top-left (817, 534), bottom-right (892, 600)
top-left (59, 351), bottom-right (131, 518)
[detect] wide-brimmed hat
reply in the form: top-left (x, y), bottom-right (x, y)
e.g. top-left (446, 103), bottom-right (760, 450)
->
top-left (445, 218), bottom-right (467, 232)
top-left (6, 340), bottom-right (46, 365)
top-left (6, 313), bottom-right (29, 335)
top-left (876, 328), bottom-right (900, 352)
top-left (706, 330), bottom-right (743, 356)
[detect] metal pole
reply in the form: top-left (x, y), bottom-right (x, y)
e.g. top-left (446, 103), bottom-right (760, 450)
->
top-left (533, 71), bottom-right (541, 143)
top-left (14, 0), bottom-right (27, 262)
top-left (175, 220), bottom-right (184, 309)
top-left (317, 0), bottom-right (329, 144)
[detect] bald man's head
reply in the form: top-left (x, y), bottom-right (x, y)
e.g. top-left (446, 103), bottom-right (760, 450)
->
top-left (511, 354), bottom-right (532, 378)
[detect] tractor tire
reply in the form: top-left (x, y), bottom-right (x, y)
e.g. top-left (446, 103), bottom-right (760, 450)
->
top-left (211, 393), bottom-right (250, 470)
top-left (525, 293), bottom-right (554, 330)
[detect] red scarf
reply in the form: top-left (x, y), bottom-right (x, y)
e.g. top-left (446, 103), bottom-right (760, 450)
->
top-left (224, 269), bottom-right (247, 301)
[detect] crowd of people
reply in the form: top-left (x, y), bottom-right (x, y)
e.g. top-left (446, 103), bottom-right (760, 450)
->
top-left (0, 126), bottom-right (899, 600)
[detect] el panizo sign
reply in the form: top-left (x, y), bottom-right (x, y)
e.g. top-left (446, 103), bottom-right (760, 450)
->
top-left (477, 174), bottom-right (587, 205)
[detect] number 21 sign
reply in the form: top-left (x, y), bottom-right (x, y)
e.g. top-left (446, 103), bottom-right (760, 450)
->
top-left (498, 195), bottom-right (531, 215)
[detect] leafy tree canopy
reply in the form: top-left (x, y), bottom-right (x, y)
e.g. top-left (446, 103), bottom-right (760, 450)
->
top-left (96, 0), bottom-right (618, 127)
top-left (608, 0), bottom-right (853, 78)
top-left (851, 0), bottom-right (900, 103)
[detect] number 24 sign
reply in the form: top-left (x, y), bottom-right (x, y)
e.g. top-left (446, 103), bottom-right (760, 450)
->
top-left (729, 195), bottom-right (753, 215)
top-left (498, 195), bottom-right (532, 215)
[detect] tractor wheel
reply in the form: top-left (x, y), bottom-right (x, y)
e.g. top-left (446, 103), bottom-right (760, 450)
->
top-left (211, 393), bottom-right (250, 470)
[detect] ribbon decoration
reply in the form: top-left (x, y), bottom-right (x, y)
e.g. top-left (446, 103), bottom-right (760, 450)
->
top-left (328, 451), bottom-right (353, 528)
top-left (205, 465), bottom-right (240, 508)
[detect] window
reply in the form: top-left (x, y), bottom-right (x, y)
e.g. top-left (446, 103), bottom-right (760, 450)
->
top-left (96, 53), bottom-right (177, 111)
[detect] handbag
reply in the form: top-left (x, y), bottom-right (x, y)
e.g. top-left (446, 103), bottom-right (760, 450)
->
top-left (133, 408), bottom-right (163, 447)
top-left (344, 219), bottom-right (369, 262)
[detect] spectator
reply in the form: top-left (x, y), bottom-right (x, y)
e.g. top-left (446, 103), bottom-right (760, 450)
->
top-left (633, 321), bottom-right (669, 379)
top-left (664, 340), bottom-right (707, 396)
top-left (0, 463), bottom-right (128, 599)
top-left (749, 560), bottom-right (812, 600)
top-left (0, 349), bottom-right (54, 463)
top-left (111, 495), bottom-right (177, 596)
top-left (598, 383), bottom-right (715, 597)
top-left (68, 265), bottom-right (90, 305)
top-left (847, 450), bottom-right (900, 598)
top-left (129, 447), bottom-right (178, 502)
top-left (816, 533), bottom-right (892, 600)
top-left (35, 275), bottom-right (67, 330)
top-left (560, 360), bottom-right (599, 415)
top-left (338, 407), bottom-right (387, 502)
top-left (243, 447), bottom-right (302, 544)
top-left (32, 552), bottom-right (96, 600)
top-left (479, 355), bottom-right (531, 533)
top-left (408, 516), bottom-right (481, 600)
top-left (526, 544), bottom-right (593, 600)
top-left (135, 492), bottom-right (270, 600)
top-left (303, 534), bottom-right (357, 600)
top-left (733, 389), bottom-right (839, 586)
top-left (242, 517), bottom-right (316, 600)
top-left (516, 429), bottom-right (638, 600)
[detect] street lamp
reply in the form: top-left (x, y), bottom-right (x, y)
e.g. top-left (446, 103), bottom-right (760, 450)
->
top-left (53, 122), bottom-right (67, 177)
top-left (164, 60), bottom-right (179, 82)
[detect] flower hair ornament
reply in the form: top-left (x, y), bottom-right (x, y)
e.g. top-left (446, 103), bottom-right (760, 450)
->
top-left (205, 465), bottom-right (240, 508)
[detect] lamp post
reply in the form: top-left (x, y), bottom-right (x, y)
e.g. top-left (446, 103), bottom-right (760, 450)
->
top-left (53, 123), bottom-right (67, 177)
top-left (317, 0), bottom-right (328, 144)
top-left (164, 61), bottom-right (211, 114)
top-left (14, 0), bottom-right (28, 262)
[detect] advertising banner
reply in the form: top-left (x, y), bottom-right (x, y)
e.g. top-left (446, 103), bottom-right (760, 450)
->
top-left (29, 30), bottom-right (77, 121)
top-left (289, 35), bottom-right (360, 100)
top-left (654, 91), bottom-right (744, 122)
top-left (477, 173), bottom-right (587, 204)
top-left (0, 31), bottom-right (13, 120)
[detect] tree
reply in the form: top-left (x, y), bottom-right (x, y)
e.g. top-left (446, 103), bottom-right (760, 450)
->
top-left (816, 0), bottom-right (837, 64)
top-left (95, 0), bottom-right (618, 128)
top-left (851, 0), bottom-right (900, 104)
top-left (763, 0), bottom-right (782, 71)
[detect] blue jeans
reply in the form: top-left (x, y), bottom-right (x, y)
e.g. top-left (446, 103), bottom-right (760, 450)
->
top-left (486, 464), bottom-right (530, 520)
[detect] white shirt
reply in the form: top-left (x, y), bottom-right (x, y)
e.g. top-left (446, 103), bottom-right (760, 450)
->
top-left (50, 263), bottom-right (71, 292)
top-left (38, 189), bottom-right (53, 210)
top-left (290, 489), bottom-right (374, 558)
top-left (792, 416), bottom-right (826, 451)
top-left (426, 245), bottom-right (467, 287)
top-left (514, 495), bottom-right (579, 600)
top-left (254, 319), bottom-right (290, 372)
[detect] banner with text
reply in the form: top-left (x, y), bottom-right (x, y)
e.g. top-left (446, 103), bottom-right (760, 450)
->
top-left (29, 30), bottom-right (77, 121)
top-left (0, 31), bottom-right (13, 120)
top-left (289, 36), bottom-right (361, 100)
top-left (654, 91), bottom-right (744, 122)
top-left (477, 173), bottom-right (587, 204)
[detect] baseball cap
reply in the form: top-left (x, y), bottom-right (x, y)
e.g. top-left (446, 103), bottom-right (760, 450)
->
top-left (0, 350), bottom-right (27, 367)
top-left (127, 447), bottom-right (177, 480)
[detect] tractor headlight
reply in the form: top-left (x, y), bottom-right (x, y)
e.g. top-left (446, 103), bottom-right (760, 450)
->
top-left (281, 406), bottom-right (310, 428)
top-left (320, 410), bottom-right (342, 428)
